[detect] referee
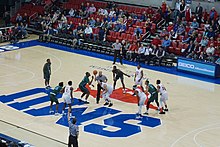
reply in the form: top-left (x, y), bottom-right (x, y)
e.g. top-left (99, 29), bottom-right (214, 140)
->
top-left (112, 39), bottom-right (123, 65)
top-left (95, 71), bottom-right (108, 104)
top-left (68, 109), bottom-right (79, 147)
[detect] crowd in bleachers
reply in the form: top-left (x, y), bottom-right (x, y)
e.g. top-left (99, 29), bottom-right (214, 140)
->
top-left (9, 0), bottom-right (220, 65)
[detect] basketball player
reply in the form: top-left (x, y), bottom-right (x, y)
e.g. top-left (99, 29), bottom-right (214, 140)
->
top-left (144, 80), bottom-right (165, 115)
top-left (156, 80), bottom-right (168, 112)
top-left (95, 71), bottom-right (108, 104)
top-left (79, 72), bottom-right (94, 104)
top-left (133, 85), bottom-right (147, 119)
top-left (98, 80), bottom-right (113, 107)
top-left (62, 81), bottom-right (74, 117)
top-left (112, 66), bottom-right (130, 94)
top-left (49, 82), bottom-right (64, 115)
top-left (43, 59), bottom-right (51, 89)
top-left (134, 65), bottom-right (144, 91)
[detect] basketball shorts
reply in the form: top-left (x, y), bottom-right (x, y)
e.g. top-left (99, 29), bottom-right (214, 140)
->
top-left (135, 78), bottom-right (143, 86)
top-left (139, 96), bottom-right (147, 106)
top-left (63, 95), bottom-right (71, 104)
top-left (79, 85), bottom-right (89, 93)
top-left (160, 92), bottom-right (168, 102)
top-left (148, 92), bottom-right (158, 102)
top-left (50, 94), bottom-right (59, 104)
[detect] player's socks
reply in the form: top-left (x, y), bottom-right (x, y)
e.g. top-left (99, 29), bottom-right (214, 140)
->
top-left (49, 110), bottom-right (54, 114)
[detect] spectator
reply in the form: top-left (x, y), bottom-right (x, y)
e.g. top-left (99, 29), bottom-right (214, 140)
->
top-left (16, 13), bottom-right (23, 24)
top-left (81, 2), bottom-right (86, 12)
top-left (185, 4), bottom-right (191, 22)
top-left (207, 28), bottom-right (215, 39)
top-left (98, 27), bottom-right (106, 41)
top-left (88, 17), bottom-right (96, 28)
top-left (111, 14), bottom-right (118, 23)
top-left (193, 42), bottom-right (201, 55)
top-left (69, 8), bottom-right (75, 17)
top-left (161, 36), bottom-right (171, 51)
top-left (134, 26), bottom-right (142, 39)
top-left (186, 51), bottom-right (197, 59)
top-left (169, 29), bottom-right (177, 40)
top-left (200, 36), bottom-right (209, 48)
top-left (127, 42), bottom-right (138, 61)
top-left (177, 24), bottom-right (185, 35)
top-left (151, 35), bottom-right (161, 47)
top-left (60, 14), bottom-right (67, 23)
top-left (88, 4), bottom-right (96, 14)
top-left (68, 21), bottom-right (74, 33)
top-left (209, 7), bottom-right (218, 21)
top-left (167, 22), bottom-right (174, 32)
top-left (196, 33), bottom-right (202, 43)
top-left (84, 25), bottom-right (93, 40)
top-left (144, 44), bottom-right (153, 64)
top-left (183, 40), bottom-right (195, 56)
top-left (179, 0), bottom-right (186, 19)
top-left (206, 43), bottom-right (215, 56)
top-left (195, 3), bottom-right (203, 23)
top-left (22, 13), bottom-right (29, 26)
top-left (73, 23), bottom-right (84, 39)
top-left (155, 47), bottom-right (165, 66)
top-left (98, 8), bottom-right (108, 16)
top-left (160, 28), bottom-right (169, 38)
top-left (190, 18), bottom-right (199, 29)
top-left (198, 51), bottom-right (207, 61)
top-left (95, 18), bottom-right (101, 28)
top-left (140, 11), bottom-right (147, 22)
top-left (137, 43), bottom-right (146, 62)
top-left (109, 8), bottom-right (116, 17)
top-left (121, 40), bottom-right (128, 59)
top-left (0, 30), bottom-right (3, 42)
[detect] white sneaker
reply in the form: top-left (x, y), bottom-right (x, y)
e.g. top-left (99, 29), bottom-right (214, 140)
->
top-left (49, 110), bottom-right (54, 114)
top-left (55, 112), bottom-right (59, 116)
top-left (123, 89), bottom-right (126, 94)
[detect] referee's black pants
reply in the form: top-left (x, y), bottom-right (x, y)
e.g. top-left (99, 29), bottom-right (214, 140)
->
top-left (96, 83), bottom-right (102, 103)
top-left (68, 135), bottom-right (78, 147)
top-left (113, 50), bottom-right (122, 64)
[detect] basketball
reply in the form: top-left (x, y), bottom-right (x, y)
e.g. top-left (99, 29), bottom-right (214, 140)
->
top-left (93, 70), bottom-right (98, 75)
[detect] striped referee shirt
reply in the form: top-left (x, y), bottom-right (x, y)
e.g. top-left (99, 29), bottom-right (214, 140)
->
top-left (68, 120), bottom-right (79, 137)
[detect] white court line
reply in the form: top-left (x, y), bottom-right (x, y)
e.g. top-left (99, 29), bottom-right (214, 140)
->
top-left (193, 126), bottom-right (220, 147)
top-left (0, 47), bottom-right (62, 87)
top-left (170, 122), bottom-right (220, 147)
top-left (0, 71), bottom-right (25, 78)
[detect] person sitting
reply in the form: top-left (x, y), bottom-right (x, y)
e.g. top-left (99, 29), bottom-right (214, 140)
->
top-left (169, 29), bottom-right (177, 40)
top-left (190, 18), bottom-right (199, 29)
top-left (151, 35), bottom-right (161, 47)
top-left (161, 36), bottom-right (171, 51)
top-left (134, 26), bottom-right (142, 39)
top-left (69, 8), bottom-right (75, 17)
top-left (88, 4), bottom-right (96, 14)
top-left (177, 24), bottom-right (185, 35)
top-left (155, 47), bottom-right (165, 66)
top-left (186, 51), bottom-right (198, 60)
top-left (137, 43), bottom-right (146, 63)
top-left (84, 25), bottom-right (93, 40)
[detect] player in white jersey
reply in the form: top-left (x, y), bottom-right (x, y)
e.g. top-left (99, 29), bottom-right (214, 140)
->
top-left (62, 81), bottom-right (74, 117)
top-left (133, 85), bottom-right (147, 119)
top-left (99, 80), bottom-right (113, 107)
top-left (134, 65), bottom-right (144, 91)
top-left (156, 80), bottom-right (168, 112)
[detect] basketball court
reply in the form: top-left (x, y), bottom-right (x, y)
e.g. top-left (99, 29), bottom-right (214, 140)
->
top-left (0, 40), bottom-right (220, 147)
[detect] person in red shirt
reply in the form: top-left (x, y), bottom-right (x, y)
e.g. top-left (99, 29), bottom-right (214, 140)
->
top-left (128, 42), bottom-right (138, 61)
top-left (161, 1), bottom-right (167, 14)
top-left (185, 4), bottom-right (191, 22)
top-left (151, 35), bottom-right (161, 47)
top-left (167, 22), bottom-right (174, 32)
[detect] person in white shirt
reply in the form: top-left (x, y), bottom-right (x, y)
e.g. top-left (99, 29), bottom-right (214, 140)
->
top-left (156, 80), bottom-right (168, 113)
top-left (133, 85), bottom-right (147, 119)
top-left (137, 43), bottom-right (145, 62)
top-left (98, 8), bottom-right (108, 16)
top-left (62, 81), bottom-right (74, 117)
top-left (134, 65), bottom-right (144, 91)
top-left (144, 44), bottom-right (153, 64)
top-left (98, 80), bottom-right (113, 107)
top-left (84, 25), bottom-right (93, 39)
top-left (88, 4), bottom-right (96, 14)
top-left (69, 8), bottom-right (75, 17)
top-left (206, 43), bottom-right (215, 55)
top-left (109, 8), bottom-right (115, 17)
